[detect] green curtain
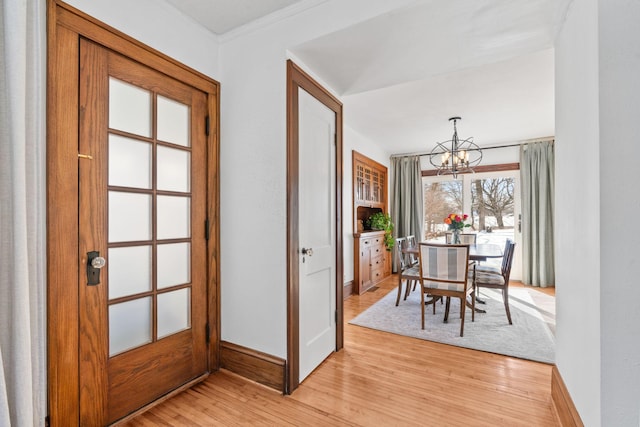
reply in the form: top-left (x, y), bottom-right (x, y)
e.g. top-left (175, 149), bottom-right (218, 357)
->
top-left (391, 156), bottom-right (424, 272)
top-left (520, 141), bottom-right (555, 287)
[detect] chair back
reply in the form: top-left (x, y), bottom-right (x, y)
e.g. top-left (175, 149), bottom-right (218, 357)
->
top-left (459, 233), bottom-right (477, 244)
top-left (418, 243), bottom-right (470, 292)
top-left (405, 235), bottom-right (418, 265)
top-left (501, 240), bottom-right (516, 282)
top-left (395, 237), bottom-right (408, 270)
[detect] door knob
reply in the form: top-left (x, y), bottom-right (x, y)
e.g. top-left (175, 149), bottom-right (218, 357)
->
top-left (301, 247), bottom-right (314, 256)
top-left (87, 251), bottom-right (106, 286)
top-left (91, 256), bottom-right (106, 269)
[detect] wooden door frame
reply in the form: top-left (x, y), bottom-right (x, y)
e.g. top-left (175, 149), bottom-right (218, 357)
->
top-left (46, 1), bottom-right (220, 424)
top-left (286, 60), bottom-right (344, 394)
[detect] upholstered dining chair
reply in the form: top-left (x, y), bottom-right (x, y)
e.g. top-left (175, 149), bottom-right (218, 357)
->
top-left (445, 232), bottom-right (477, 245)
top-left (394, 237), bottom-right (420, 305)
top-left (418, 243), bottom-right (475, 336)
top-left (473, 240), bottom-right (516, 325)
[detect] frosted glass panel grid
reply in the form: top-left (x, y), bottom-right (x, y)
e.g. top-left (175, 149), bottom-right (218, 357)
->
top-left (109, 297), bottom-right (151, 356)
top-left (157, 195), bottom-right (190, 239)
top-left (108, 246), bottom-right (152, 299)
top-left (109, 77), bottom-right (151, 137)
top-left (157, 288), bottom-right (191, 339)
top-left (109, 134), bottom-right (152, 189)
top-left (157, 146), bottom-right (190, 192)
top-left (109, 192), bottom-right (152, 242)
top-left (157, 95), bottom-right (190, 147)
top-left (157, 243), bottom-right (190, 289)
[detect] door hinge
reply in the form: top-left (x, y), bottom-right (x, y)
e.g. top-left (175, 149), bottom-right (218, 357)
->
top-left (335, 310), bottom-right (338, 323)
top-left (45, 415), bottom-right (50, 427)
top-left (206, 323), bottom-right (210, 344)
top-left (205, 218), bottom-right (210, 241)
top-left (205, 115), bottom-right (210, 137)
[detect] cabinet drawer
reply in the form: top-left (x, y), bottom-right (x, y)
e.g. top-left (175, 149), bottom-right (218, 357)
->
top-left (361, 238), bottom-right (372, 247)
top-left (371, 254), bottom-right (385, 269)
top-left (370, 244), bottom-right (385, 257)
top-left (371, 267), bottom-right (385, 283)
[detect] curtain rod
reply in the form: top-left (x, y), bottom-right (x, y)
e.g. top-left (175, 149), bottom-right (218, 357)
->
top-left (390, 136), bottom-right (555, 158)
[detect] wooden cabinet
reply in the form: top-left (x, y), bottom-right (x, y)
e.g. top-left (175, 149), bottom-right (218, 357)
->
top-left (352, 151), bottom-right (391, 295)
top-left (354, 231), bottom-right (391, 294)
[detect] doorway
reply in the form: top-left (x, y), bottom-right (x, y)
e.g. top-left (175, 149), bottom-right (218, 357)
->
top-left (286, 60), bottom-right (344, 393)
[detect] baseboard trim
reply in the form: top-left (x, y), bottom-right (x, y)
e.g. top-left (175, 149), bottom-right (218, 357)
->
top-left (343, 280), bottom-right (354, 299)
top-left (551, 365), bottom-right (584, 427)
top-left (220, 341), bottom-right (286, 393)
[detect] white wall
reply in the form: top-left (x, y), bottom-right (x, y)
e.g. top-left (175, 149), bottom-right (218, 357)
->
top-left (598, 0), bottom-right (640, 424)
top-left (555, 0), bottom-right (601, 424)
top-left (64, 0), bottom-right (220, 78)
top-left (556, 0), bottom-right (640, 425)
top-left (218, 0), bottom-right (416, 358)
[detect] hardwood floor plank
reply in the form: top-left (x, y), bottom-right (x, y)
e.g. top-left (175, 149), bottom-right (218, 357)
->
top-left (123, 275), bottom-right (558, 426)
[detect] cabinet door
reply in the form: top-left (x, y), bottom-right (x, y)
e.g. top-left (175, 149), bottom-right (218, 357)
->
top-left (359, 246), bottom-right (371, 290)
top-left (354, 161), bottom-right (366, 203)
top-left (371, 167), bottom-right (383, 205)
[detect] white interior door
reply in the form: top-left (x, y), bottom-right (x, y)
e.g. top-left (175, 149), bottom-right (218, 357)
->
top-left (298, 88), bottom-right (336, 382)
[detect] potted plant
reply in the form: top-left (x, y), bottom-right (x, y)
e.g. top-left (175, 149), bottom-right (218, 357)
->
top-left (367, 212), bottom-right (394, 251)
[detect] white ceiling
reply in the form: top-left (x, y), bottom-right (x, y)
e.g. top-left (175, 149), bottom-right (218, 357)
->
top-left (163, 0), bottom-right (303, 35)
top-left (162, 0), bottom-right (572, 154)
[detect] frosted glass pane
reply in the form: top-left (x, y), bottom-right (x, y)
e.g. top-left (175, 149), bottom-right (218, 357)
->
top-left (157, 288), bottom-right (191, 339)
top-left (109, 134), bottom-right (152, 189)
top-left (109, 297), bottom-right (151, 356)
top-left (109, 192), bottom-right (151, 242)
top-left (157, 196), bottom-right (190, 239)
top-left (157, 95), bottom-right (190, 147)
top-left (109, 77), bottom-right (151, 137)
top-left (157, 243), bottom-right (190, 289)
top-left (108, 246), bottom-right (152, 299)
top-left (157, 146), bottom-right (190, 192)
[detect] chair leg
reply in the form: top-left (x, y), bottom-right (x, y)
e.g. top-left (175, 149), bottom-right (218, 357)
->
top-left (471, 291), bottom-right (476, 322)
top-left (404, 280), bottom-right (412, 300)
top-left (395, 278), bottom-right (403, 306)
top-left (421, 292), bottom-right (426, 330)
top-left (503, 287), bottom-right (513, 325)
top-left (459, 297), bottom-right (466, 337)
top-left (444, 297), bottom-right (451, 322)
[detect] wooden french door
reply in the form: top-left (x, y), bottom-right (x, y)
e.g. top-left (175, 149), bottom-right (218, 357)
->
top-left (78, 38), bottom-right (208, 424)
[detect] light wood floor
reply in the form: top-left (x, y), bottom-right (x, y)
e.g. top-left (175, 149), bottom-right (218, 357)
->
top-left (124, 276), bottom-right (559, 426)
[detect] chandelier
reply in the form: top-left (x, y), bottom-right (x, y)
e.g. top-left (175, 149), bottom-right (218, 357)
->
top-left (429, 117), bottom-right (482, 178)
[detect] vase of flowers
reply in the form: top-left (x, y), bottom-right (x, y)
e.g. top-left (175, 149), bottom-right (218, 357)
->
top-left (444, 213), bottom-right (471, 244)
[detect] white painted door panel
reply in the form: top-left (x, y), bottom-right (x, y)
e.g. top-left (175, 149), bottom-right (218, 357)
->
top-left (298, 88), bottom-right (336, 381)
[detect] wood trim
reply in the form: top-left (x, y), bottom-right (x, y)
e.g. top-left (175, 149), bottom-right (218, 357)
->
top-left (47, 1), bottom-right (220, 424)
top-left (422, 162), bottom-right (520, 177)
top-left (220, 341), bottom-right (286, 393)
top-left (343, 280), bottom-right (354, 299)
top-left (551, 365), bottom-right (584, 427)
top-left (54, 1), bottom-right (218, 93)
top-left (47, 2), bottom-right (80, 422)
top-left (286, 60), bottom-right (344, 394)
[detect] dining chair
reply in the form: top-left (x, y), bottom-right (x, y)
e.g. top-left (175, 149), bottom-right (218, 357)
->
top-left (418, 243), bottom-right (475, 336)
top-left (405, 234), bottom-right (419, 266)
top-left (445, 232), bottom-right (476, 244)
top-left (475, 238), bottom-right (509, 275)
top-left (473, 240), bottom-right (516, 324)
top-left (395, 237), bottom-right (420, 305)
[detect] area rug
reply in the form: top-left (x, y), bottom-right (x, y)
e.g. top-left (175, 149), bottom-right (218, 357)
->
top-left (349, 287), bottom-right (555, 364)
